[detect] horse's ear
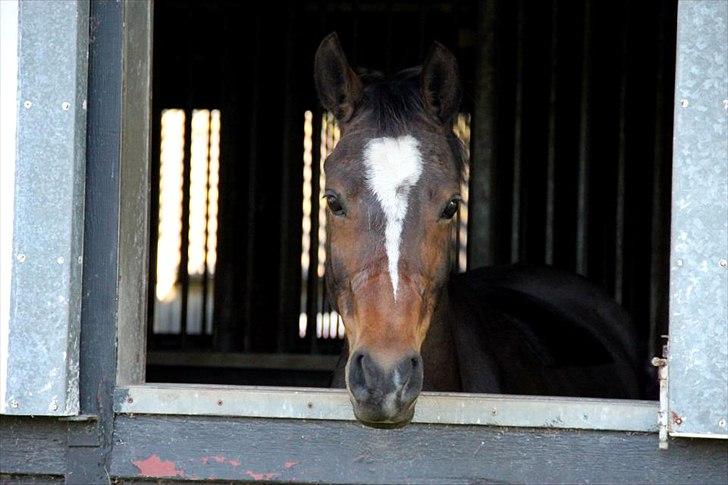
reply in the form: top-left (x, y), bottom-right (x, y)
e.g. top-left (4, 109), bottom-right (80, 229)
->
top-left (421, 42), bottom-right (462, 124)
top-left (314, 33), bottom-right (362, 122)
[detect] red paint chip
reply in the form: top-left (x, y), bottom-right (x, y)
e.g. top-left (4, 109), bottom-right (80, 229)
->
top-left (246, 470), bottom-right (279, 481)
top-left (131, 454), bottom-right (185, 478)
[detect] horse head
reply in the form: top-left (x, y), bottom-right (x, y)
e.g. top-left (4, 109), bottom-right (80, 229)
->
top-left (314, 33), bottom-right (464, 427)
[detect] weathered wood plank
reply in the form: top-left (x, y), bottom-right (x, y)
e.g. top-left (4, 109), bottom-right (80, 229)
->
top-left (110, 415), bottom-right (728, 484)
top-left (0, 417), bottom-right (67, 476)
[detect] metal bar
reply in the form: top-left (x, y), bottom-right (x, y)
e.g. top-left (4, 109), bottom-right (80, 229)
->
top-left (510, 0), bottom-right (525, 263)
top-left (307, 112), bottom-right (322, 352)
top-left (179, 108), bottom-right (192, 348)
top-left (243, 16), bottom-right (262, 352)
top-left (201, 111), bottom-right (212, 336)
top-left (544, 0), bottom-right (559, 265)
top-left (277, 6), bottom-right (298, 352)
top-left (613, 0), bottom-right (629, 304)
top-left (575, 0), bottom-right (593, 275)
top-left (468, 0), bottom-right (499, 268)
top-left (115, 383), bottom-right (659, 433)
top-left (647, 0), bottom-right (672, 364)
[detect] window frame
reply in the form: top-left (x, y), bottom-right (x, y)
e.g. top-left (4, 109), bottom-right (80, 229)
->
top-left (114, 0), bottom-right (726, 441)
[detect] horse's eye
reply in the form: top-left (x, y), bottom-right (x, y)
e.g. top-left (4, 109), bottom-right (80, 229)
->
top-left (441, 198), bottom-right (460, 220)
top-left (325, 194), bottom-right (345, 216)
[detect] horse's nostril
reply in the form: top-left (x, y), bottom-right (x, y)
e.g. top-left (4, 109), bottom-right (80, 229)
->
top-left (411, 357), bottom-right (418, 369)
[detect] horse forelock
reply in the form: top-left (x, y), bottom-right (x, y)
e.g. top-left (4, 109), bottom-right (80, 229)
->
top-left (353, 67), bottom-right (466, 182)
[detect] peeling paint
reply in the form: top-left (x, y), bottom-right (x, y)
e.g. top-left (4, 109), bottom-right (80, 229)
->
top-left (284, 460), bottom-right (299, 469)
top-left (245, 470), bottom-right (279, 481)
top-left (131, 454), bottom-right (185, 478)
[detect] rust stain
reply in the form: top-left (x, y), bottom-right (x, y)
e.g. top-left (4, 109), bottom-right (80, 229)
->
top-left (671, 411), bottom-right (683, 426)
top-left (228, 458), bottom-right (241, 467)
top-left (245, 470), bottom-right (279, 481)
top-left (284, 460), bottom-right (299, 469)
top-left (131, 454), bottom-right (185, 478)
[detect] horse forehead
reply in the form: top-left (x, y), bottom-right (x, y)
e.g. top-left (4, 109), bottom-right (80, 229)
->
top-left (363, 135), bottom-right (424, 194)
top-left (361, 135), bottom-right (424, 299)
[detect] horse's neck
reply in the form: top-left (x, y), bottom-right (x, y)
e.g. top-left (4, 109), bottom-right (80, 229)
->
top-left (420, 287), bottom-right (461, 392)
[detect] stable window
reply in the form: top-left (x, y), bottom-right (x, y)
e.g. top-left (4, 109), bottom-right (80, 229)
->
top-left (0, 0), bottom-right (717, 444)
top-left (113, 0), bottom-right (679, 434)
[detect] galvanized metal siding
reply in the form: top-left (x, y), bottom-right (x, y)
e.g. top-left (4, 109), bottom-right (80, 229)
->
top-left (668, 0), bottom-right (728, 438)
top-left (2, 0), bottom-right (89, 416)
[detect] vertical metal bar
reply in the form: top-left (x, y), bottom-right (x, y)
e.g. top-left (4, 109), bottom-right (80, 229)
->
top-left (614, 0), bottom-right (629, 304)
top-left (575, 0), bottom-right (592, 275)
top-left (469, 0), bottom-right (499, 268)
top-left (511, 0), bottom-right (525, 263)
top-left (647, 0), bottom-right (672, 362)
top-left (243, 16), bottom-right (262, 352)
top-left (201, 111), bottom-right (212, 336)
top-left (307, 112), bottom-right (322, 353)
top-left (544, 0), bottom-right (559, 265)
top-left (277, 6), bottom-right (297, 353)
top-left (179, 108), bottom-right (192, 348)
top-left (148, 105), bottom-right (162, 347)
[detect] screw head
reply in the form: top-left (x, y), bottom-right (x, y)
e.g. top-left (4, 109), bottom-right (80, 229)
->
top-left (676, 259), bottom-right (684, 267)
top-left (16, 253), bottom-right (26, 263)
top-left (680, 99), bottom-right (689, 108)
top-left (23, 100), bottom-right (32, 109)
top-left (719, 259), bottom-right (727, 268)
top-left (61, 101), bottom-right (70, 111)
top-left (9, 400), bottom-right (19, 408)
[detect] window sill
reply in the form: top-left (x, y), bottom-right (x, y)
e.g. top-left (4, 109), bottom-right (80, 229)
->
top-left (114, 383), bottom-right (658, 433)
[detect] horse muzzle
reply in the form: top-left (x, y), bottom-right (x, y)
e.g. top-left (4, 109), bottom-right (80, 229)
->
top-left (346, 350), bottom-right (423, 427)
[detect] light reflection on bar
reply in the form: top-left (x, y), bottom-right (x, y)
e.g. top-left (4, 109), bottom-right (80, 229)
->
top-left (454, 113), bottom-right (471, 273)
top-left (154, 108), bottom-right (220, 335)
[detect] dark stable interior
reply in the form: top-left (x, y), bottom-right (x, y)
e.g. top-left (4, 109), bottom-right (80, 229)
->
top-left (146, 0), bottom-right (677, 399)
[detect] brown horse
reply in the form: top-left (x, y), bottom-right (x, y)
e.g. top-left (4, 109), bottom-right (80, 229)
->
top-left (315, 33), bottom-right (640, 427)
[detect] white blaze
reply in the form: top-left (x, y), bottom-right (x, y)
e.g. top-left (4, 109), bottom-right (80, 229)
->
top-left (363, 135), bottom-right (423, 300)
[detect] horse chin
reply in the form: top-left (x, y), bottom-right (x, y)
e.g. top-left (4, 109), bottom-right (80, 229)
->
top-left (351, 400), bottom-right (417, 429)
